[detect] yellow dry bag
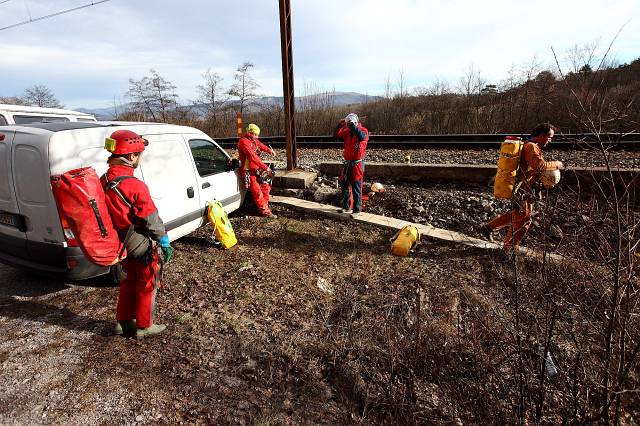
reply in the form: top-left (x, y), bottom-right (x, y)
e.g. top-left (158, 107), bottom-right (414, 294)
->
top-left (493, 136), bottom-right (524, 199)
top-left (206, 199), bottom-right (237, 249)
top-left (390, 226), bottom-right (420, 257)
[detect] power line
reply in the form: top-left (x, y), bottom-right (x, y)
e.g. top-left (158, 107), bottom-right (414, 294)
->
top-left (0, 0), bottom-right (111, 32)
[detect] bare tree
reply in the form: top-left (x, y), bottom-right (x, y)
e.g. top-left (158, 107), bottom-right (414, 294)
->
top-left (0, 96), bottom-right (28, 105)
top-left (22, 85), bottom-right (63, 108)
top-left (126, 69), bottom-right (178, 122)
top-left (196, 69), bottom-right (227, 121)
top-left (227, 62), bottom-right (259, 115)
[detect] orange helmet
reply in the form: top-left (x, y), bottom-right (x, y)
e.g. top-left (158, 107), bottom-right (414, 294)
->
top-left (105, 130), bottom-right (147, 155)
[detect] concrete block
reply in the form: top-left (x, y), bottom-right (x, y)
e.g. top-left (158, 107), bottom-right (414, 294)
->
top-left (270, 195), bottom-right (565, 262)
top-left (272, 170), bottom-right (317, 189)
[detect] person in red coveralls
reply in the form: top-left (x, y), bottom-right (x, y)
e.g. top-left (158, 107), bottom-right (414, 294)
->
top-left (101, 129), bottom-right (172, 339)
top-left (334, 113), bottom-right (369, 217)
top-left (237, 123), bottom-right (277, 217)
top-left (481, 123), bottom-right (563, 250)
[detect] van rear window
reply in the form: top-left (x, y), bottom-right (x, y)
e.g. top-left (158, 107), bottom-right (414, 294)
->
top-left (13, 115), bottom-right (70, 124)
top-left (0, 115), bottom-right (7, 125)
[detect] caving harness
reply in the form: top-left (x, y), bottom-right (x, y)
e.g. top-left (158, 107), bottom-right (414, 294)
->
top-left (103, 174), bottom-right (165, 286)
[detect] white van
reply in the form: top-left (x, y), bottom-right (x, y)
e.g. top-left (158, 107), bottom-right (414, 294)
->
top-left (0, 104), bottom-right (97, 125)
top-left (0, 122), bottom-right (244, 280)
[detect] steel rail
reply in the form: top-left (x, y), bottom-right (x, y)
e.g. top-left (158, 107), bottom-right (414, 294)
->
top-left (215, 133), bottom-right (640, 149)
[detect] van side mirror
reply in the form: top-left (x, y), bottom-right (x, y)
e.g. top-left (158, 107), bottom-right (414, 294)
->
top-left (226, 158), bottom-right (241, 171)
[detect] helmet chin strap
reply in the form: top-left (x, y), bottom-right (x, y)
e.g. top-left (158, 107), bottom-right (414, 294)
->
top-left (119, 156), bottom-right (136, 167)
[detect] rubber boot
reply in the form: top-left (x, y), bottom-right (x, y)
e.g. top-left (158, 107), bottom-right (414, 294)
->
top-left (135, 323), bottom-right (167, 340)
top-left (113, 319), bottom-right (136, 336)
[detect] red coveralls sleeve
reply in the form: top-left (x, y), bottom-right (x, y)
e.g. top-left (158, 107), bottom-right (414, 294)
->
top-left (255, 139), bottom-right (271, 154)
top-left (238, 137), bottom-right (269, 171)
top-left (336, 126), bottom-right (350, 139)
top-left (128, 182), bottom-right (166, 242)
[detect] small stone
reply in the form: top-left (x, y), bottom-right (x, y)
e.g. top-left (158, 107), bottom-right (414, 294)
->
top-left (136, 415), bottom-right (144, 422)
top-left (550, 225), bottom-right (564, 239)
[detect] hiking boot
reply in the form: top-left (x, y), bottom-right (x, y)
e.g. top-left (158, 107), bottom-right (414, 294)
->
top-left (338, 208), bottom-right (352, 214)
top-left (135, 324), bottom-right (167, 340)
top-left (479, 223), bottom-right (495, 241)
top-left (113, 319), bottom-right (136, 336)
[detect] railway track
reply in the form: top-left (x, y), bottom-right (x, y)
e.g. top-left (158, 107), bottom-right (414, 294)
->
top-left (215, 133), bottom-right (640, 149)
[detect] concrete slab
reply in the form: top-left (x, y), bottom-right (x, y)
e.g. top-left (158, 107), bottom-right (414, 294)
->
top-left (270, 195), bottom-right (564, 262)
top-left (272, 169), bottom-right (317, 189)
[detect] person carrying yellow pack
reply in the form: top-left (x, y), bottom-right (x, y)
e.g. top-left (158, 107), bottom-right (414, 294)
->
top-left (481, 123), bottom-right (563, 249)
top-left (207, 199), bottom-right (237, 249)
top-left (390, 225), bottom-right (420, 257)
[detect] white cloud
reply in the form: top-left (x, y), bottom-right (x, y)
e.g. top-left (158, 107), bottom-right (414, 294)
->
top-left (1, 0), bottom-right (638, 107)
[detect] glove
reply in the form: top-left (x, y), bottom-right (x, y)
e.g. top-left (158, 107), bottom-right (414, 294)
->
top-left (161, 245), bottom-right (173, 263)
top-left (159, 234), bottom-right (172, 263)
top-left (159, 234), bottom-right (170, 248)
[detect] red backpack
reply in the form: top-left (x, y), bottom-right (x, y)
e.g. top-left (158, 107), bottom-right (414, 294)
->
top-left (51, 167), bottom-right (128, 266)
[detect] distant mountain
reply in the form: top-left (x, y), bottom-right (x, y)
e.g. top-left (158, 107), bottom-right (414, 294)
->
top-left (252, 91), bottom-right (382, 109)
top-left (75, 106), bottom-right (119, 120)
top-left (77, 91), bottom-right (381, 120)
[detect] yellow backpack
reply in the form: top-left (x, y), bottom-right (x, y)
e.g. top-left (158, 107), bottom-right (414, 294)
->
top-left (390, 226), bottom-right (420, 257)
top-left (493, 136), bottom-right (524, 199)
top-left (206, 199), bottom-right (238, 249)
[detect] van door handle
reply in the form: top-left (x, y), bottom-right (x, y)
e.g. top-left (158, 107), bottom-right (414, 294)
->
top-left (187, 187), bottom-right (195, 198)
top-left (202, 182), bottom-right (211, 189)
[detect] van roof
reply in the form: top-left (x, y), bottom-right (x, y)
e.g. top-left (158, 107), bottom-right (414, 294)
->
top-left (0, 103), bottom-right (94, 117)
top-left (1, 121), bottom-right (205, 137)
top-left (22, 122), bottom-right (108, 132)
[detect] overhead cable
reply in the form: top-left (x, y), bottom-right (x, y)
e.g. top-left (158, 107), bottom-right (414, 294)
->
top-left (0, 0), bottom-right (111, 32)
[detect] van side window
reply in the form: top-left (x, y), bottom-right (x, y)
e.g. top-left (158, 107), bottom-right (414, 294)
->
top-left (189, 139), bottom-right (228, 177)
top-left (77, 118), bottom-right (96, 122)
top-left (0, 115), bottom-right (7, 125)
top-left (13, 115), bottom-right (70, 124)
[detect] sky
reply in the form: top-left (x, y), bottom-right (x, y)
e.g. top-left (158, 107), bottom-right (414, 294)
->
top-left (1, 0), bottom-right (638, 110)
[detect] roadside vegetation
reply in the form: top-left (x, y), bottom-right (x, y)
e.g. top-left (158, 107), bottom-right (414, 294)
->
top-left (117, 45), bottom-right (638, 138)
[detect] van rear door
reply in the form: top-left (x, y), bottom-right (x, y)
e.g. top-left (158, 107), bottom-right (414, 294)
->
top-left (12, 130), bottom-right (67, 264)
top-left (0, 129), bottom-right (29, 258)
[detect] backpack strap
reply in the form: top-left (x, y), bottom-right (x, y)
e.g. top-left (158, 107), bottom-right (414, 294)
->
top-left (103, 174), bottom-right (134, 209)
top-left (102, 174), bottom-right (136, 258)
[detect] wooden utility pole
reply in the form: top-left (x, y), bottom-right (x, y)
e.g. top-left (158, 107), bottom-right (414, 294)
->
top-left (278, 0), bottom-right (297, 170)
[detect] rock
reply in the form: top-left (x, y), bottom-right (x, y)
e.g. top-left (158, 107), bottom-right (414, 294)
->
top-left (135, 415), bottom-right (144, 422)
top-left (550, 224), bottom-right (564, 239)
top-left (480, 200), bottom-right (494, 213)
top-left (313, 187), bottom-right (338, 203)
top-left (415, 206), bottom-right (426, 213)
top-left (317, 277), bottom-right (333, 294)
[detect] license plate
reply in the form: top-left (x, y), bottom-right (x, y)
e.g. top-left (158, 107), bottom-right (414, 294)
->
top-left (0, 212), bottom-right (19, 228)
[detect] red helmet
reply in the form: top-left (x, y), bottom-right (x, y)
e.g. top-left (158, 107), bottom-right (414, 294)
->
top-left (105, 130), bottom-right (147, 155)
